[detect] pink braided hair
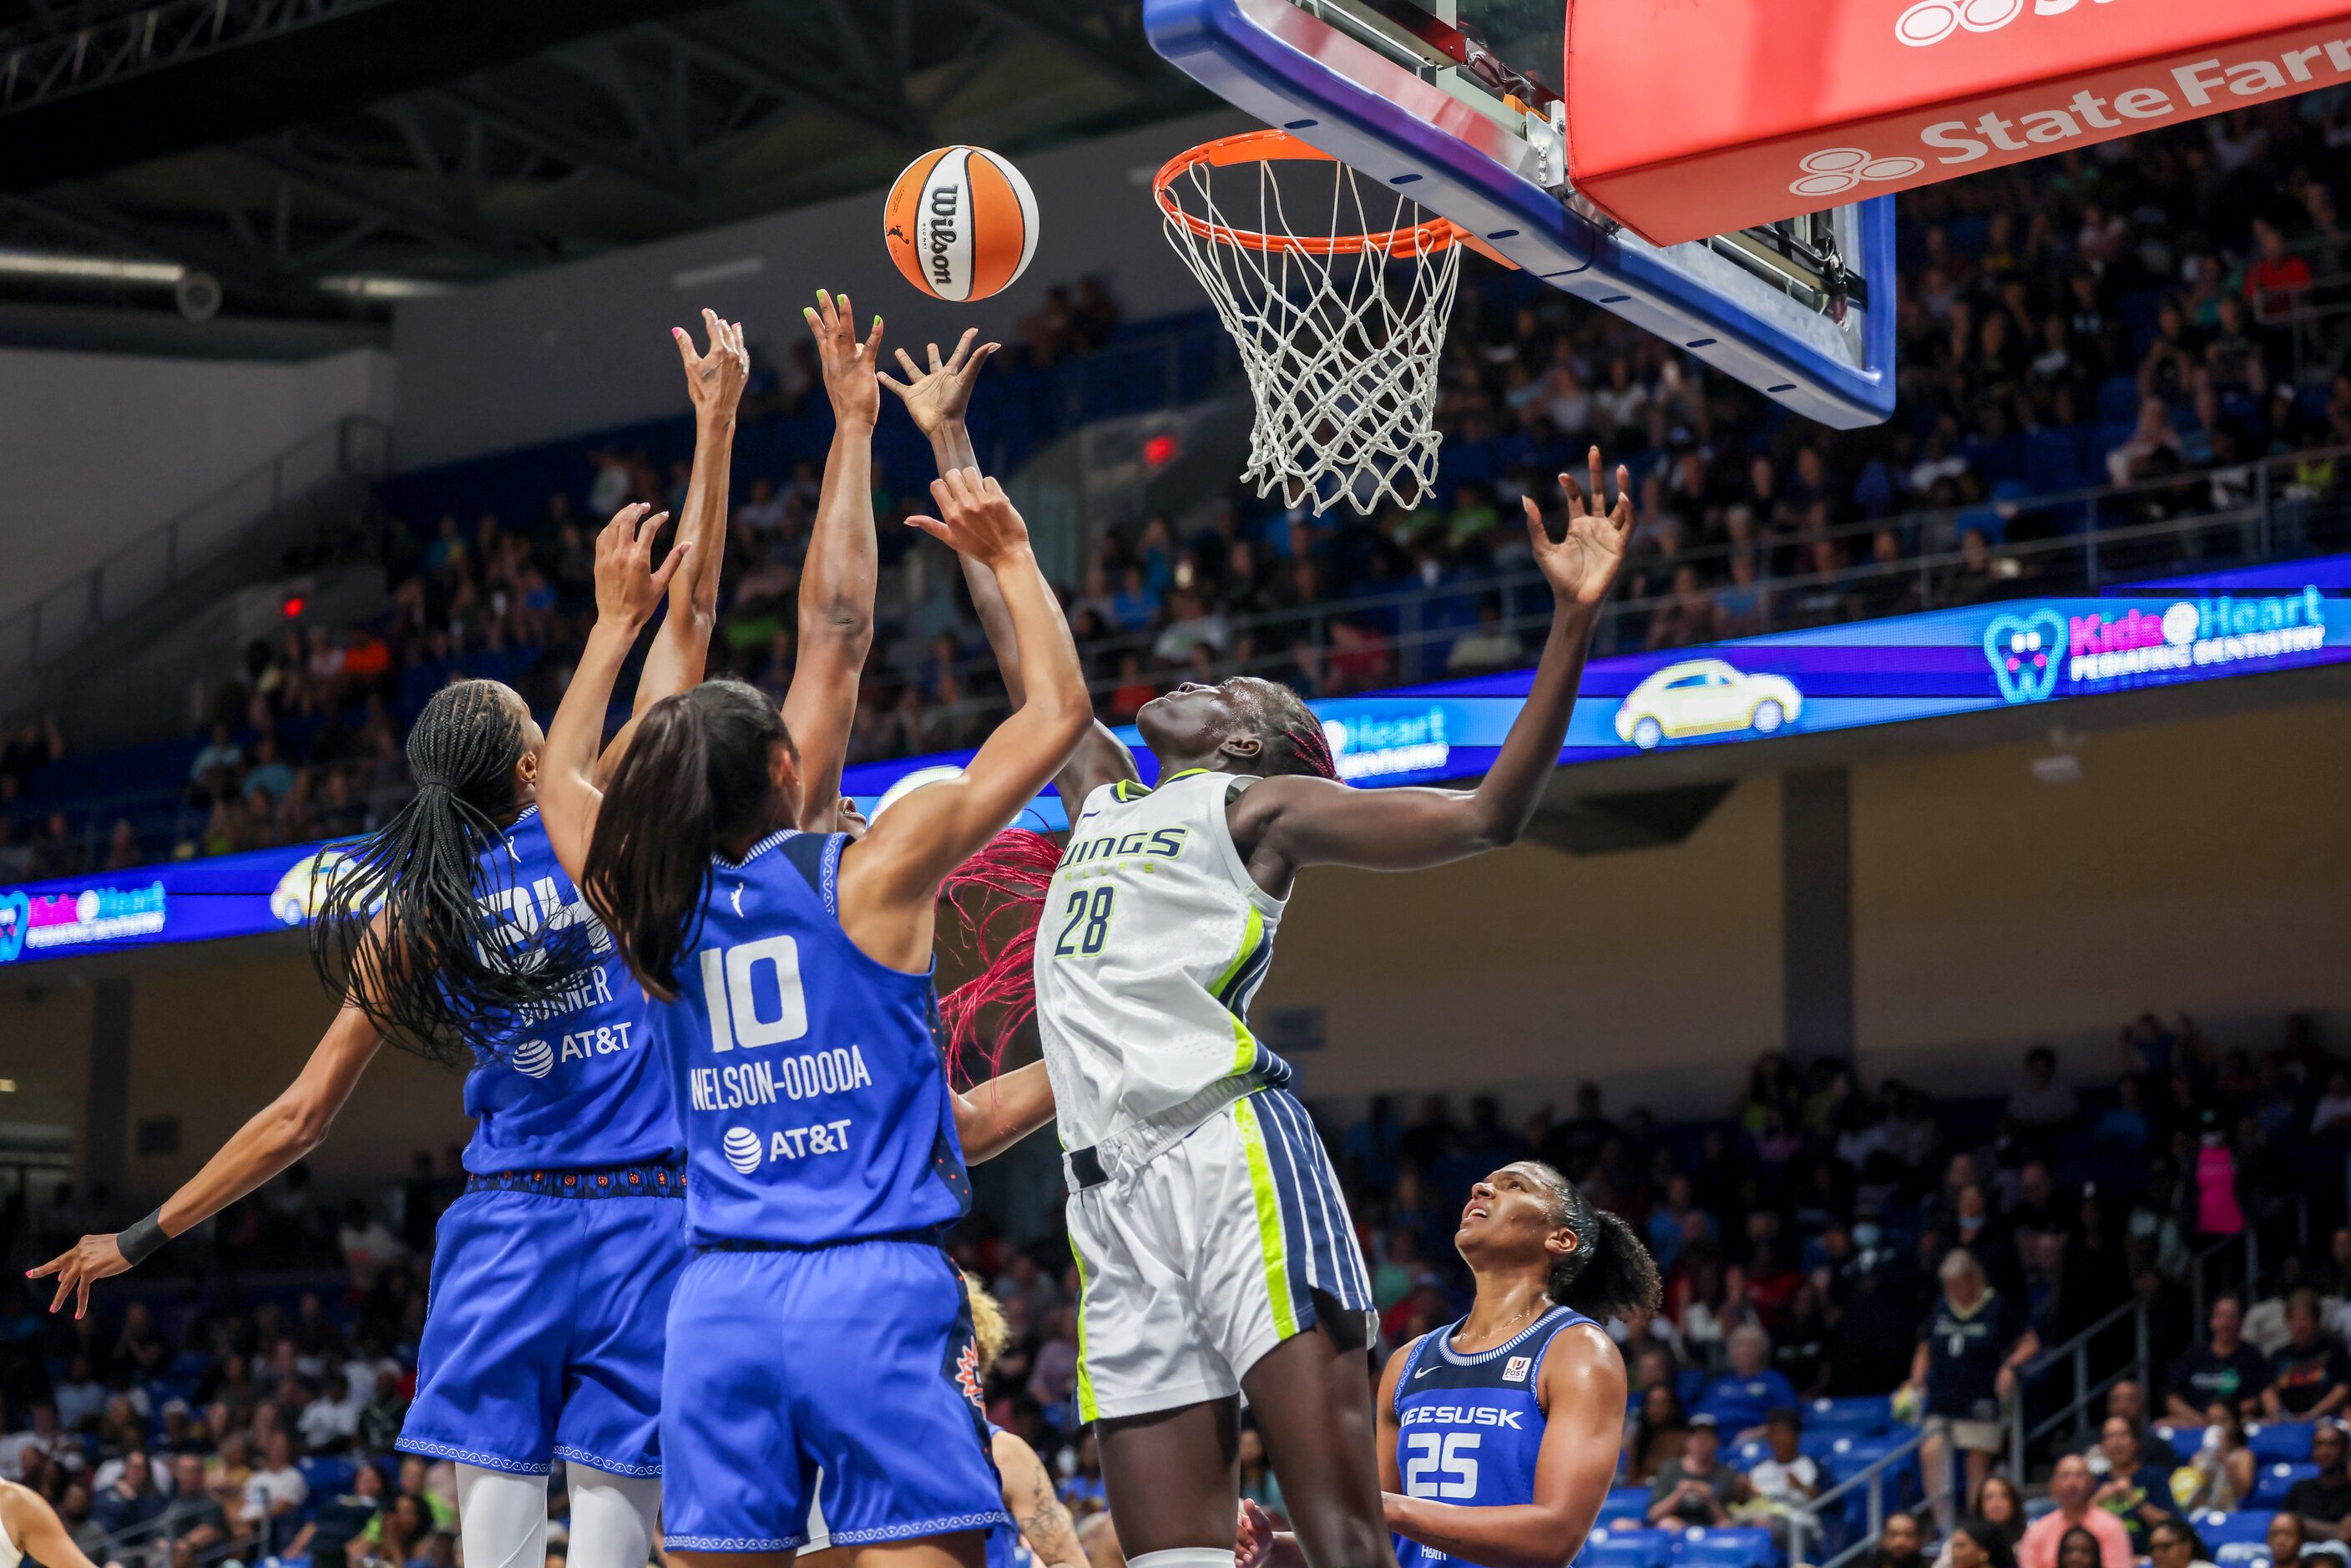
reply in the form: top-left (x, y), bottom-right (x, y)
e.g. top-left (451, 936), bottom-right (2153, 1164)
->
top-left (936, 827), bottom-right (1063, 1087)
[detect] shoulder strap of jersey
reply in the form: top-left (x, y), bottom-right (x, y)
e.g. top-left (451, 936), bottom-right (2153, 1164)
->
top-left (777, 832), bottom-right (847, 917)
top-left (1393, 1327), bottom-right (1449, 1416)
top-left (1529, 1305), bottom-right (1600, 1404)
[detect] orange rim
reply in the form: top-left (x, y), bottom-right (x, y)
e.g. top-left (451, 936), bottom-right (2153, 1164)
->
top-left (1152, 129), bottom-right (1463, 258)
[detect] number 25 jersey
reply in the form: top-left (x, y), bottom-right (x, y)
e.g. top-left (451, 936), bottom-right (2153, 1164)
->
top-left (650, 829), bottom-right (970, 1247)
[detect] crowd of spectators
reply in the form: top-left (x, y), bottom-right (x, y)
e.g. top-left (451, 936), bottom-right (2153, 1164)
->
top-left (3, 1005), bottom-right (2346, 1568)
top-left (9, 92), bottom-right (2351, 884)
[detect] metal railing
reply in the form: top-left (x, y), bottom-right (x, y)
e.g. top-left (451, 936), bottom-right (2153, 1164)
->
top-left (1789, 1426), bottom-right (1951, 1568)
top-left (2188, 1191), bottom-right (2313, 1332)
top-left (0, 414), bottom-right (391, 685)
top-left (2009, 1294), bottom-right (2153, 1484)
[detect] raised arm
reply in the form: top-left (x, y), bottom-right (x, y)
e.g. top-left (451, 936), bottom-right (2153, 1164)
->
top-left (835, 469), bottom-right (1090, 973)
top-left (881, 331), bottom-right (1137, 815)
top-left (538, 504), bottom-right (690, 884)
top-left (28, 999), bottom-right (384, 1318)
top-left (782, 289), bottom-right (886, 829)
top-left (3, 1482), bottom-right (104, 1568)
top-left (1230, 448), bottom-right (1634, 889)
top-left (596, 311), bottom-right (749, 781)
top-left (1382, 1324), bottom-right (1628, 1568)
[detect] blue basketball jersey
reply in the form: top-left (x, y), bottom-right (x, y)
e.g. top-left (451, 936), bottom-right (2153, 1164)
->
top-left (1391, 1305), bottom-right (1594, 1568)
top-left (459, 807), bottom-right (679, 1174)
top-left (651, 829), bottom-right (971, 1247)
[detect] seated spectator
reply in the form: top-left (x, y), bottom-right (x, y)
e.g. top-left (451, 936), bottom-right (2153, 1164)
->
top-left (1742, 1408), bottom-right (1819, 1529)
top-left (2171, 1296), bottom-right (2268, 1421)
top-left (2146, 1518), bottom-right (2218, 1568)
top-left (2089, 1415), bottom-right (2173, 1550)
top-left (1947, 1517), bottom-right (2022, 1568)
top-left (1628, 1379), bottom-right (1691, 1484)
top-left (2267, 1291), bottom-right (2351, 1422)
top-left (164, 1454), bottom-right (231, 1558)
top-left (186, 722), bottom-right (243, 803)
top-left (1645, 1414), bottom-right (1745, 1530)
top-left (2006, 1045), bottom-right (2079, 1133)
top-left (1873, 1511), bottom-right (1930, 1568)
top-left (2018, 1455), bottom-right (2133, 1568)
top-left (2091, 1381), bottom-right (2177, 1469)
top-left (1908, 1248), bottom-right (2039, 1516)
top-left (2282, 1419), bottom-right (2351, 1540)
top-left (1697, 1325), bottom-right (1797, 1437)
top-left (2270, 1512), bottom-right (2314, 1565)
top-left (2173, 1403), bottom-right (2255, 1513)
top-left (286, 1459), bottom-right (384, 1568)
top-left (92, 1449), bottom-right (168, 1544)
top-left (240, 1431), bottom-right (307, 1540)
top-left (242, 735), bottom-right (296, 804)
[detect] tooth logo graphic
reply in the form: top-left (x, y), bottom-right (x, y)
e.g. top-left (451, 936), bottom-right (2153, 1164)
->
top-left (0, 889), bottom-right (26, 964)
top-left (1984, 609), bottom-right (2066, 703)
top-left (1791, 148), bottom-right (1925, 199)
top-left (511, 1039), bottom-right (554, 1079)
top-left (722, 1126), bottom-right (763, 1174)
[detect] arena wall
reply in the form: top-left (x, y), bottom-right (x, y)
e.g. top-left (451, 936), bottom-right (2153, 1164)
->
top-left (387, 108), bottom-right (1251, 471)
top-left (0, 346), bottom-right (393, 622)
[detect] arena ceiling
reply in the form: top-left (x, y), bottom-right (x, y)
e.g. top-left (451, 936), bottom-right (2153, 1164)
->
top-left (0, 0), bottom-right (1206, 341)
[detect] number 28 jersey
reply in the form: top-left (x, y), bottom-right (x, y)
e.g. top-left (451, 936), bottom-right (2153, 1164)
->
top-left (1390, 1306), bottom-right (1594, 1568)
top-left (1032, 769), bottom-right (1295, 1152)
top-left (650, 829), bottom-right (970, 1247)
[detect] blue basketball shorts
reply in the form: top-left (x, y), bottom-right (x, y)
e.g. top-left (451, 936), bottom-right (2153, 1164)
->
top-left (399, 1172), bottom-right (690, 1477)
top-left (660, 1237), bottom-right (1009, 1552)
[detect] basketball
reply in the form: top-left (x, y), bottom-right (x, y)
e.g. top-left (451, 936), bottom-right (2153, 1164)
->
top-left (884, 145), bottom-right (1039, 302)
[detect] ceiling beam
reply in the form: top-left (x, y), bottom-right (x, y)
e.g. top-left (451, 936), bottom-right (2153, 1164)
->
top-left (643, 19), bottom-right (918, 148)
top-left (424, 83), bottom-right (703, 211)
top-left (0, 190), bottom-right (307, 304)
top-left (237, 136), bottom-right (538, 265)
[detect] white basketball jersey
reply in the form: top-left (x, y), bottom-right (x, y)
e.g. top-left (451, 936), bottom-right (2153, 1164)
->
top-left (1033, 769), bottom-right (1292, 1151)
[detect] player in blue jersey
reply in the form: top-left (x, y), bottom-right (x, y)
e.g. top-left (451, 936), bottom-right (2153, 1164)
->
top-left (1237, 1163), bottom-right (1660, 1568)
top-left (27, 300), bottom-right (896, 1568)
top-left (536, 461), bottom-right (1084, 1568)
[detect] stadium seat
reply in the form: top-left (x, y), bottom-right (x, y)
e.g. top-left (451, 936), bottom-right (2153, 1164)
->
top-left (2252, 1462), bottom-right (2318, 1505)
top-left (1728, 1439), bottom-right (1772, 1471)
top-left (2247, 1424), bottom-right (2316, 1462)
top-left (1600, 1486), bottom-right (1651, 1525)
top-left (2213, 1546), bottom-right (2270, 1568)
top-left (2193, 1512), bottom-right (2273, 1548)
top-left (1672, 1525), bottom-right (1777, 1568)
top-left (1805, 1396), bottom-right (1893, 1435)
top-left (299, 1456), bottom-right (356, 1495)
top-left (1581, 1528), bottom-right (1673, 1568)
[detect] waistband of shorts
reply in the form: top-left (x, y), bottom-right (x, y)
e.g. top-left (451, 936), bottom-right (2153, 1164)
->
top-left (692, 1224), bottom-right (948, 1254)
top-left (463, 1159), bottom-right (686, 1199)
top-left (1064, 1075), bottom-right (1265, 1193)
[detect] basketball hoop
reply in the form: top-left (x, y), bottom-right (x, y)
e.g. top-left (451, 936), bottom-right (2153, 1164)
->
top-left (1155, 130), bottom-right (1464, 516)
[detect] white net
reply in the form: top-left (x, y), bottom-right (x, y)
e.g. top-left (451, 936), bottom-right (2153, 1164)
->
top-left (1157, 137), bottom-right (1464, 517)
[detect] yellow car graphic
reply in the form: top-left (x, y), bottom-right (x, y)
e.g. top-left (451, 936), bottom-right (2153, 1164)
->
top-left (1614, 659), bottom-right (1804, 750)
top-left (270, 847), bottom-right (361, 927)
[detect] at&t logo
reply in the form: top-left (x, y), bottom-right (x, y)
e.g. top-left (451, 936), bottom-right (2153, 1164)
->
top-left (722, 1126), bottom-right (762, 1173)
top-left (1791, 148), bottom-right (1924, 198)
top-left (1894, 0), bottom-right (2116, 48)
top-left (511, 1039), bottom-right (554, 1079)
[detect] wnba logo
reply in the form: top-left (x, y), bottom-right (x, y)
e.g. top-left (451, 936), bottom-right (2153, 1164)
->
top-left (1789, 148), bottom-right (1924, 198)
top-left (1893, 0), bottom-right (2116, 48)
top-left (511, 1039), bottom-right (554, 1079)
top-left (721, 1126), bottom-right (763, 1174)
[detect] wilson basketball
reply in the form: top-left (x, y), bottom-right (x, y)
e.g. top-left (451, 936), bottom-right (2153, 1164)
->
top-left (884, 145), bottom-right (1039, 302)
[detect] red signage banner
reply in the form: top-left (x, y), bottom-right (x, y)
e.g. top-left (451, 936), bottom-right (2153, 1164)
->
top-left (1563, 0), bottom-right (2351, 245)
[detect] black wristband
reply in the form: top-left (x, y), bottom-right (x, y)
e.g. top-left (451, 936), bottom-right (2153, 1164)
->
top-left (116, 1211), bottom-right (169, 1267)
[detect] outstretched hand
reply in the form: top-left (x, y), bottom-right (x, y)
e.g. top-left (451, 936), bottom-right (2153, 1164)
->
top-left (1235, 1499), bottom-right (1277, 1568)
top-left (878, 327), bottom-right (1000, 438)
top-left (905, 467), bottom-right (1030, 569)
top-left (26, 1233), bottom-right (128, 1320)
top-left (592, 503), bottom-right (690, 629)
top-left (674, 308), bottom-right (749, 423)
top-left (806, 288), bottom-right (885, 429)
top-left (1523, 445), bottom-right (1636, 608)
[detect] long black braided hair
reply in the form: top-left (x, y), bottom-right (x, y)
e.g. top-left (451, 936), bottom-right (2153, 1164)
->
top-left (308, 679), bottom-right (594, 1065)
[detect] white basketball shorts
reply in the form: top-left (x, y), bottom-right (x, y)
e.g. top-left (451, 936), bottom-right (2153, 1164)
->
top-left (1065, 1087), bottom-right (1376, 1422)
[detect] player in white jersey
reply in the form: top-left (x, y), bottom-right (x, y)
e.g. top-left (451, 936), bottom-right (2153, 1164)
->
top-left (0, 1480), bottom-right (104, 1568)
top-left (889, 341), bottom-right (1638, 1568)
